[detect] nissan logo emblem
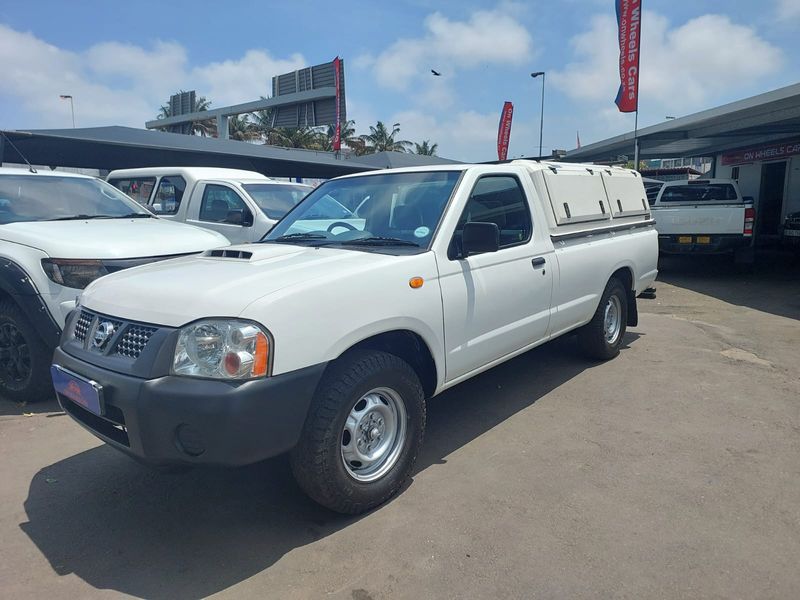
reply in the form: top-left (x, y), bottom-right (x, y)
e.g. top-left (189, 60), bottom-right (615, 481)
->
top-left (91, 321), bottom-right (116, 349)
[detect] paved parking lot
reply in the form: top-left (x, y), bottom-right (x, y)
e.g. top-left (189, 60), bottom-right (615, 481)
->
top-left (1, 254), bottom-right (799, 599)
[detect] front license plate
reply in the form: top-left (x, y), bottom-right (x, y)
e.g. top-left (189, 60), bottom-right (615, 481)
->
top-left (51, 365), bottom-right (103, 416)
top-left (696, 236), bottom-right (711, 244)
top-left (678, 236), bottom-right (692, 244)
top-left (784, 229), bottom-right (800, 237)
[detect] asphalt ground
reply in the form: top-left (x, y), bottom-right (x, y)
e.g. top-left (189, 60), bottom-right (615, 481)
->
top-left (1, 253), bottom-right (798, 599)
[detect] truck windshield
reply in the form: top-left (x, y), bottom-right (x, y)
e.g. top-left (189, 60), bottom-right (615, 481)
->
top-left (242, 183), bottom-right (311, 220)
top-left (0, 175), bottom-right (151, 224)
top-left (659, 183), bottom-right (738, 203)
top-left (263, 170), bottom-right (463, 249)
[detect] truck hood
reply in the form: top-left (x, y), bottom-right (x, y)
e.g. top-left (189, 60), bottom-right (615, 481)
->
top-left (0, 218), bottom-right (228, 258)
top-left (79, 243), bottom-right (400, 327)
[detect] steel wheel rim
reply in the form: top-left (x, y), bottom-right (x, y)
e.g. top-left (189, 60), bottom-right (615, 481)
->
top-left (0, 322), bottom-right (31, 385)
top-left (603, 295), bottom-right (622, 345)
top-left (341, 386), bottom-right (407, 482)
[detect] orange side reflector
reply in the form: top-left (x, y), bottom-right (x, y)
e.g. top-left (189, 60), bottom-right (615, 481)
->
top-left (252, 333), bottom-right (269, 376)
top-left (409, 277), bottom-right (424, 289)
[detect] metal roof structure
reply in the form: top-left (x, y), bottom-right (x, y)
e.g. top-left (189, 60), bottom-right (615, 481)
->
top-left (565, 83), bottom-right (800, 163)
top-left (0, 126), bottom-right (375, 179)
top-left (352, 151), bottom-right (461, 169)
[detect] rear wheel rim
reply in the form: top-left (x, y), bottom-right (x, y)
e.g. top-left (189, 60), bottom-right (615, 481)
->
top-left (603, 295), bottom-right (622, 345)
top-left (0, 322), bottom-right (31, 386)
top-left (341, 386), bottom-right (407, 482)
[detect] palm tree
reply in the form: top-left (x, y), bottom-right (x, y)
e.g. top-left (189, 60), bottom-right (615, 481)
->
top-left (414, 140), bottom-right (439, 156)
top-left (155, 91), bottom-right (216, 136)
top-left (359, 121), bottom-right (412, 154)
top-left (325, 119), bottom-right (362, 152)
top-left (249, 96), bottom-right (275, 142)
top-left (266, 126), bottom-right (327, 150)
top-left (228, 114), bottom-right (259, 141)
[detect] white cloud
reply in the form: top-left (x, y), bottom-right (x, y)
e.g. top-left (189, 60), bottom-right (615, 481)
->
top-left (776, 0), bottom-right (800, 20)
top-left (390, 109), bottom-right (537, 162)
top-left (0, 23), bottom-right (306, 129)
top-left (550, 11), bottom-right (784, 112)
top-left (191, 50), bottom-right (306, 107)
top-left (364, 8), bottom-right (533, 92)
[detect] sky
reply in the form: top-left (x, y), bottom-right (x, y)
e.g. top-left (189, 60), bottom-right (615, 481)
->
top-left (1, 0), bottom-right (799, 162)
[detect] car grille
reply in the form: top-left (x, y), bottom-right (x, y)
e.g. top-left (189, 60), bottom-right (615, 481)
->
top-left (115, 325), bottom-right (158, 359)
top-left (72, 309), bottom-right (159, 359)
top-left (74, 310), bottom-right (92, 342)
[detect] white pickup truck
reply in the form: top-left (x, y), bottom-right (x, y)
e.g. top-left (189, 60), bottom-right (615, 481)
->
top-left (107, 167), bottom-right (313, 244)
top-left (650, 178), bottom-right (755, 261)
top-left (0, 168), bottom-right (228, 402)
top-left (52, 161), bottom-right (658, 513)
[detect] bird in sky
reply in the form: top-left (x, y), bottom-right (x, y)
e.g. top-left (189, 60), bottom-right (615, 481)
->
top-left (431, 69), bottom-right (441, 76)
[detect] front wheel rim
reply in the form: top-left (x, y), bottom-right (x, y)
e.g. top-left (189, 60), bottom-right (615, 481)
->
top-left (603, 295), bottom-right (622, 345)
top-left (341, 387), bottom-right (407, 482)
top-left (0, 323), bottom-right (31, 385)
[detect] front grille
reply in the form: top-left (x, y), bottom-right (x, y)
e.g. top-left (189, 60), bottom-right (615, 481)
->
top-left (74, 310), bottom-right (92, 342)
top-left (115, 325), bottom-right (158, 359)
top-left (72, 310), bottom-right (160, 360)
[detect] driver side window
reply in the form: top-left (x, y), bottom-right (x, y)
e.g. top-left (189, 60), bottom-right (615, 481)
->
top-left (449, 175), bottom-right (532, 259)
top-left (200, 184), bottom-right (252, 226)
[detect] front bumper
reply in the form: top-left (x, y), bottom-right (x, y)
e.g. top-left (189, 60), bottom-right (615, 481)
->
top-left (658, 234), bottom-right (752, 254)
top-left (53, 346), bottom-right (326, 467)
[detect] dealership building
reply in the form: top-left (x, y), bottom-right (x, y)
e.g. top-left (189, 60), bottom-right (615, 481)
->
top-left (566, 83), bottom-right (800, 238)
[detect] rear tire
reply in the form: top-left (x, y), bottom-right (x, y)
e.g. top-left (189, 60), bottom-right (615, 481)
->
top-left (0, 300), bottom-right (53, 403)
top-left (290, 350), bottom-right (425, 514)
top-left (578, 277), bottom-right (628, 360)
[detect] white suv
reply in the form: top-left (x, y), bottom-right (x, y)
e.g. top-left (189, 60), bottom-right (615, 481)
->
top-left (0, 168), bottom-right (228, 402)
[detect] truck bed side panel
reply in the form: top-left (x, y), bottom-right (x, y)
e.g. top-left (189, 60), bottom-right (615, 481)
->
top-left (549, 227), bottom-right (658, 338)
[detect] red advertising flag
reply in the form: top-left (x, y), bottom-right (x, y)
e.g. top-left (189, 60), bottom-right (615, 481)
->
top-left (615, 0), bottom-right (642, 113)
top-left (497, 101), bottom-right (514, 161)
top-left (332, 57), bottom-right (342, 151)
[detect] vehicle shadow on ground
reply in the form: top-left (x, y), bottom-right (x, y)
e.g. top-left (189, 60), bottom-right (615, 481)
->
top-left (657, 251), bottom-right (800, 321)
top-left (19, 334), bottom-right (638, 599)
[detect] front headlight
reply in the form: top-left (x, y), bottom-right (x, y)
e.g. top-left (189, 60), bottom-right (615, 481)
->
top-left (172, 319), bottom-right (271, 380)
top-left (41, 259), bottom-right (109, 289)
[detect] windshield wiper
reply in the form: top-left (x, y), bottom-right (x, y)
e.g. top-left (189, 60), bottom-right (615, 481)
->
top-left (49, 214), bottom-right (104, 221)
top-left (49, 213), bottom-right (151, 221)
top-left (340, 236), bottom-right (420, 247)
top-left (271, 233), bottom-right (329, 243)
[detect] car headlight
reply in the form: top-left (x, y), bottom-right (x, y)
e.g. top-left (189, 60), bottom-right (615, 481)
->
top-left (172, 319), bottom-right (271, 380)
top-left (41, 259), bottom-right (109, 289)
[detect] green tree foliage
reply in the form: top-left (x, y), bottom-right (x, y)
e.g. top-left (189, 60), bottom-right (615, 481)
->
top-left (359, 121), bottom-right (412, 154)
top-left (413, 140), bottom-right (438, 156)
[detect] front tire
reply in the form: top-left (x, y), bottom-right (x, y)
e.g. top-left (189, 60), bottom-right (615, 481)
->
top-left (290, 350), bottom-right (425, 514)
top-left (0, 299), bottom-right (53, 403)
top-left (578, 277), bottom-right (628, 360)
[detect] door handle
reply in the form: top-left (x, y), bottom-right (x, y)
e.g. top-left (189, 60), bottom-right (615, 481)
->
top-left (531, 257), bottom-right (546, 268)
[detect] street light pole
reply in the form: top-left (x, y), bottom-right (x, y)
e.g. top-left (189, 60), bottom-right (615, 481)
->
top-left (59, 95), bottom-right (75, 128)
top-left (531, 72), bottom-right (545, 158)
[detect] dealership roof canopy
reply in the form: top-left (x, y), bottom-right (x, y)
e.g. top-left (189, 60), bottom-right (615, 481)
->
top-left (0, 126), bottom-right (376, 179)
top-left (565, 83), bottom-right (800, 163)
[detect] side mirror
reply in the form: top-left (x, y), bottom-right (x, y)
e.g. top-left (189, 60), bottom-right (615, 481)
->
top-left (461, 222), bottom-right (499, 257)
top-left (241, 209), bottom-right (254, 227)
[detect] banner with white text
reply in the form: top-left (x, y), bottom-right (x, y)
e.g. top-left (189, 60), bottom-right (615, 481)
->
top-left (615, 0), bottom-right (641, 113)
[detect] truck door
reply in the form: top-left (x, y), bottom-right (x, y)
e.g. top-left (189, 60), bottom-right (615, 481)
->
top-left (437, 174), bottom-right (554, 383)
top-left (186, 183), bottom-right (255, 244)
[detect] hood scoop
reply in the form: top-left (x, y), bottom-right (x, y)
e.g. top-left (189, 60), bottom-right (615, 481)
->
top-left (204, 249), bottom-right (253, 260)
